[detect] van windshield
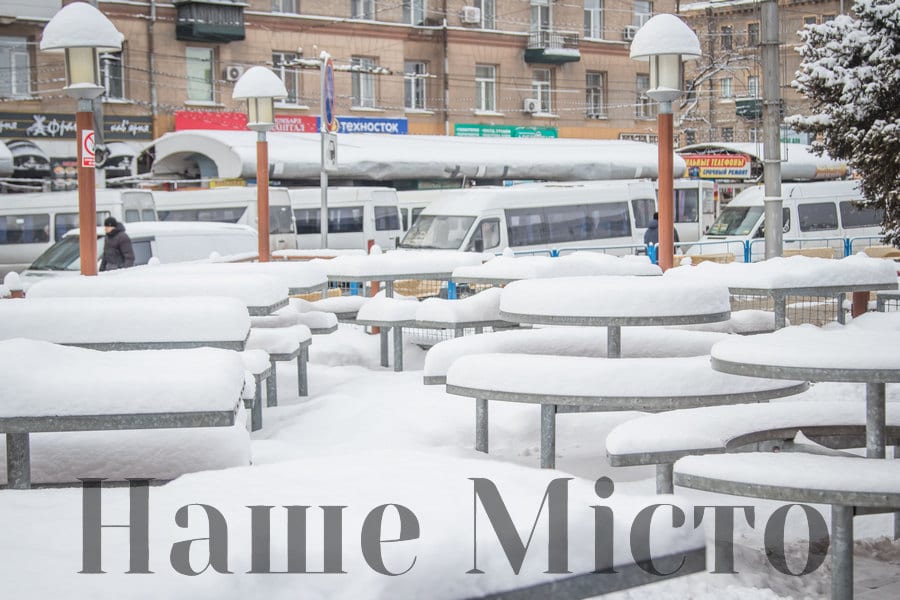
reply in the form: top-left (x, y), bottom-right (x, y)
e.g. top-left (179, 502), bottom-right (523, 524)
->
top-left (399, 215), bottom-right (475, 250)
top-left (707, 206), bottom-right (764, 236)
top-left (29, 236), bottom-right (100, 271)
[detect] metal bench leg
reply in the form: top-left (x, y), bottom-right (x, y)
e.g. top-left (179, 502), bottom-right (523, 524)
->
top-left (866, 382), bottom-right (886, 459)
top-left (837, 292), bottom-right (847, 325)
top-left (774, 292), bottom-right (787, 329)
top-left (392, 326), bottom-right (403, 372)
top-left (656, 464), bottom-right (674, 495)
top-left (6, 432), bottom-right (31, 490)
top-left (252, 378), bottom-right (263, 431)
top-left (267, 360), bottom-right (278, 407)
top-left (607, 325), bottom-right (621, 358)
top-left (540, 404), bottom-right (557, 469)
top-left (831, 505), bottom-right (853, 600)
top-left (297, 347), bottom-right (309, 397)
top-left (475, 398), bottom-right (489, 453)
top-left (380, 328), bottom-right (389, 368)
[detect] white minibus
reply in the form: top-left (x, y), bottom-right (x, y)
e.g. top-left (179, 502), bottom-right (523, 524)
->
top-left (398, 180), bottom-right (658, 254)
top-left (152, 187), bottom-right (297, 253)
top-left (0, 189), bottom-right (157, 277)
top-left (397, 189), bottom-right (449, 231)
top-left (668, 179), bottom-right (718, 242)
top-left (688, 180), bottom-right (883, 260)
top-left (290, 187), bottom-right (403, 250)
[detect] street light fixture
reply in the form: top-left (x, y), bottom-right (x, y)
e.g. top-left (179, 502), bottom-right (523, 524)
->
top-left (41, 2), bottom-right (123, 276)
top-left (232, 66), bottom-right (288, 262)
top-left (630, 14), bottom-right (700, 271)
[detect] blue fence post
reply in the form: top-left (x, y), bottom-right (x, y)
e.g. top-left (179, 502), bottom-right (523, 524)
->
top-left (447, 281), bottom-right (457, 300)
top-left (844, 238), bottom-right (852, 257)
top-left (550, 248), bottom-right (560, 257)
top-left (647, 244), bottom-right (657, 264)
top-left (743, 241), bottom-right (751, 263)
top-left (350, 281), bottom-right (359, 296)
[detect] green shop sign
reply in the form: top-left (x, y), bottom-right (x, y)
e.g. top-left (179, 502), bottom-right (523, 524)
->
top-left (454, 124), bottom-right (558, 138)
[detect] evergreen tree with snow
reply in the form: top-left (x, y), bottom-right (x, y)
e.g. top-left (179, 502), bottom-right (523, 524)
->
top-left (789, 0), bottom-right (900, 244)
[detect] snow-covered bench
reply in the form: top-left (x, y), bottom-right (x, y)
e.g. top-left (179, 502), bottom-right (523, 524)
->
top-left (253, 303), bottom-right (338, 335)
top-left (240, 350), bottom-right (271, 432)
top-left (0, 297), bottom-right (251, 350)
top-left (1, 339), bottom-right (248, 489)
top-left (445, 354), bottom-right (807, 469)
top-left (303, 295), bottom-right (370, 322)
top-left (423, 326), bottom-right (731, 384)
top-left (675, 453), bottom-right (900, 600)
top-left (247, 325), bottom-right (312, 411)
top-left (606, 401), bottom-right (900, 494)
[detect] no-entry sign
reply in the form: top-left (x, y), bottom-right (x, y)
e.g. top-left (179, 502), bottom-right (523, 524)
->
top-left (81, 129), bottom-right (95, 168)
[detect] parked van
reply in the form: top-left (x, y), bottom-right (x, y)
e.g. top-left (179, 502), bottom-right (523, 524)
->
top-left (398, 180), bottom-right (658, 254)
top-left (152, 187), bottom-right (297, 253)
top-left (397, 189), bottom-right (448, 231)
top-left (0, 189), bottom-right (157, 278)
top-left (290, 187), bottom-right (403, 250)
top-left (668, 179), bottom-right (718, 242)
top-left (19, 221), bottom-right (259, 285)
top-left (688, 180), bottom-right (882, 260)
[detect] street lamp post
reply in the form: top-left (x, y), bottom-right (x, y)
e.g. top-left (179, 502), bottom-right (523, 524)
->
top-left (630, 15), bottom-right (701, 271)
top-left (233, 67), bottom-right (287, 262)
top-left (41, 2), bottom-right (123, 276)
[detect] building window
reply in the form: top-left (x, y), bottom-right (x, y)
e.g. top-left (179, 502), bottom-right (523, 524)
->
top-left (351, 56), bottom-right (377, 108)
top-left (636, 73), bottom-right (654, 118)
top-left (685, 129), bottom-right (696, 145)
top-left (747, 23), bottom-right (759, 46)
top-left (803, 16), bottom-right (817, 26)
top-left (747, 75), bottom-right (759, 98)
top-left (352, 0), bottom-right (375, 19)
top-left (532, 68), bottom-right (552, 113)
top-left (823, 14), bottom-right (836, 23)
top-left (100, 51), bottom-right (124, 100)
top-left (272, 0), bottom-right (298, 13)
top-left (748, 128), bottom-right (759, 143)
top-left (584, 0), bottom-right (603, 39)
top-left (403, 0), bottom-right (426, 25)
top-left (633, 0), bottom-right (652, 27)
top-left (186, 46), bottom-right (214, 102)
top-left (531, 0), bottom-right (551, 33)
top-left (404, 60), bottom-right (427, 110)
top-left (273, 52), bottom-right (300, 104)
top-left (722, 127), bottom-right (734, 142)
top-left (586, 71), bottom-right (605, 117)
top-left (720, 77), bottom-right (734, 98)
top-left (0, 36), bottom-right (30, 99)
top-left (721, 25), bottom-right (733, 51)
top-left (475, 0), bottom-right (495, 29)
top-left (475, 64), bottom-right (496, 112)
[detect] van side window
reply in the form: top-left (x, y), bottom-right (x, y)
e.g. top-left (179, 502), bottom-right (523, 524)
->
top-left (294, 209), bottom-right (321, 234)
top-left (632, 198), bottom-right (655, 228)
top-left (506, 207), bottom-right (548, 247)
top-left (124, 209), bottom-right (140, 222)
top-left (798, 202), bottom-right (838, 232)
top-left (506, 202), bottom-right (631, 247)
top-left (0, 214), bottom-right (50, 244)
top-left (674, 189), bottom-right (699, 223)
top-left (54, 211), bottom-right (110, 241)
top-left (839, 201), bottom-right (882, 228)
top-left (141, 209), bottom-right (157, 221)
top-left (467, 219), bottom-right (501, 251)
top-left (585, 202), bottom-right (631, 239)
top-left (374, 206), bottom-right (401, 231)
top-left (411, 207), bottom-right (424, 223)
top-left (158, 208), bottom-right (245, 223)
top-left (329, 207), bottom-right (364, 233)
top-left (131, 240), bottom-right (153, 265)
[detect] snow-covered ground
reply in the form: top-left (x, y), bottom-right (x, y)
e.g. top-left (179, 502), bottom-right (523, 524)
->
top-left (1, 324), bottom-right (898, 599)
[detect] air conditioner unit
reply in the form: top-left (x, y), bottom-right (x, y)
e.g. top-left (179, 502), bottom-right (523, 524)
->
top-left (523, 98), bottom-right (540, 114)
top-left (460, 6), bottom-right (481, 24)
top-left (623, 25), bottom-right (639, 41)
top-left (224, 65), bottom-right (244, 82)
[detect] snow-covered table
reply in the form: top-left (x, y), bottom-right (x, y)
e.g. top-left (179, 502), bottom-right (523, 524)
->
top-left (0, 340), bottom-right (244, 489)
top-left (446, 354), bottom-right (806, 469)
top-left (499, 276), bottom-right (732, 357)
top-left (451, 252), bottom-right (661, 286)
top-left (132, 261), bottom-right (329, 296)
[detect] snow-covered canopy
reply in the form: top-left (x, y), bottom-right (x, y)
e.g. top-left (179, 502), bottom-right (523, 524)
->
top-left (40, 2), bottom-right (124, 52)
top-left (630, 14), bottom-right (702, 60)
top-left (452, 252), bottom-right (661, 282)
top-left (140, 130), bottom-right (686, 182)
top-left (677, 142), bottom-right (849, 181)
top-left (232, 66), bottom-right (288, 100)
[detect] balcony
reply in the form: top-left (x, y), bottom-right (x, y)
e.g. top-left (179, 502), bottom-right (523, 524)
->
top-left (525, 30), bottom-right (581, 64)
top-left (175, 0), bottom-right (246, 43)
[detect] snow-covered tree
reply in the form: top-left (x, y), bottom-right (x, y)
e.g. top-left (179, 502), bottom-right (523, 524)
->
top-left (789, 0), bottom-right (900, 244)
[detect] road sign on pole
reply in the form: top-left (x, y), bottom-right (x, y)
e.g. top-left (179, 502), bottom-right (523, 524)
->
top-left (81, 129), bottom-right (95, 168)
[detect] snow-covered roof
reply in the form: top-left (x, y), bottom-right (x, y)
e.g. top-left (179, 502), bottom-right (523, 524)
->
top-left (677, 142), bottom-right (849, 181)
top-left (141, 130), bottom-right (686, 182)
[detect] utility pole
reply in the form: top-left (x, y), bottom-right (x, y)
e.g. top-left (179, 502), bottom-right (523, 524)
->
top-left (761, 0), bottom-right (783, 258)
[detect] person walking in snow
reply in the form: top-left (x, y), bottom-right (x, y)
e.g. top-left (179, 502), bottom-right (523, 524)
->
top-left (99, 216), bottom-right (135, 271)
top-left (643, 212), bottom-right (680, 246)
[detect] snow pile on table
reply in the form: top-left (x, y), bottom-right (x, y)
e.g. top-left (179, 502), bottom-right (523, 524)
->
top-left (357, 296), bottom-right (420, 322)
top-left (321, 250), bottom-right (483, 278)
top-left (447, 354), bottom-right (803, 398)
top-left (239, 349), bottom-right (270, 375)
top-left (453, 251), bottom-right (661, 281)
top-left (711, 324), bottom-right (900, 371)
top-left (665, 253), bottom-right (898, 289)
top-left (416, 288), bottom-right (502, 323)
top-left (295, 295), bottom-right (369, 314)
top-left (252, 305), bottom-right (337, 331)
top-left (0, 297), bottom-right (250, 344)
top-left (273, 248), bottom-right (367, 259)
top-left (135, 260), bottom-right (328, 291)
top-left (500, 276), bottom-right (731, 318)
top-left (27, 272), bottom-right (288, 310)
top-left (846, 310), bottom-right (900, 331)
top-left (424, 327), bottom-right (729, 381)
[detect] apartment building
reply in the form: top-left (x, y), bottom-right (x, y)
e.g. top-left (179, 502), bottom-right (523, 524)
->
top-left (677, 0), bottom-right (845, 146)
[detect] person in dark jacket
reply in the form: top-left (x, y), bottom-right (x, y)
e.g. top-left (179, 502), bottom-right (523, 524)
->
top-left (643, 212), bottom-right (680, 246)
top-left (99, 217), bottom-right (135, 271)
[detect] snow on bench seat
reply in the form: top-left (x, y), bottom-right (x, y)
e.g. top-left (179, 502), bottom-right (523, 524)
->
top-left (356, 296), bottom-right (420, 325)
top-left (239, 349), bottom-right (271, 431)
top-left (133, 260), bottom-right (328, 295)
top-left (247, 325), bottom-right (313, 406)
top-left (27, 273), bottom-right (289, 316)
top-left (452, 251), bottom-right (661, 283)
top-left (415, 287), bottom-right (502, 324)
top-left (252, 305), bottom-right (337, 334)
top-left (297, 295), bottom-right (368, 317)
top-left (424, 327), bottom-right (731, 384)
top-left (0, 297), bottom-right (250, 350)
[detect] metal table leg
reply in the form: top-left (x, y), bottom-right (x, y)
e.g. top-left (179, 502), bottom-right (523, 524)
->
top-left (541, 404), bottom-right (557, 469)
top-left (380, 327), bottom-right (390, 368)
top-left (607, 325), bottom-right (621, 358)
top-left (774, 291), bottom-right (787, 329)
top-left (475, 398), bottom-right (489, 453)
top-left (867, 382), bottom-right (886, 459)
top-left (656, 464), bottom-right (674, 495)
top-left (6, 432), bottom-right (31, 490)
top-left (297, 347), bottom-right (309, 397)
top-left (267, 360), bottom-right (278, 407)
top-left (831, 505), bottom-right (853, 600)
top-left (392, 326), bottom-right (404, 372)
top-left (252, 378), bottom-right (263, 431)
